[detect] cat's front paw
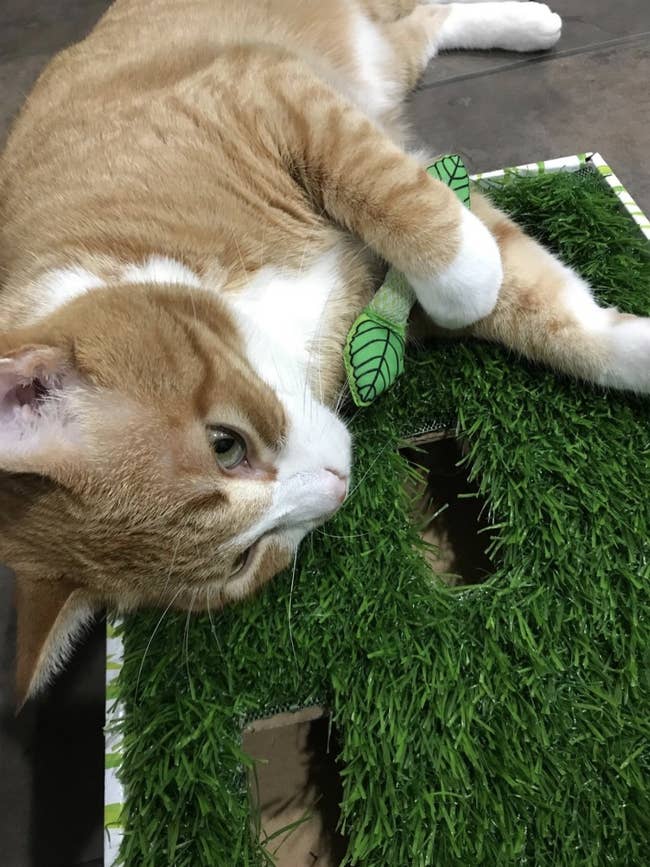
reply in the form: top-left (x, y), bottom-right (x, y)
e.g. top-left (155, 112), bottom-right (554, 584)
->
top-left (408, 208), bottom-right (502, 330)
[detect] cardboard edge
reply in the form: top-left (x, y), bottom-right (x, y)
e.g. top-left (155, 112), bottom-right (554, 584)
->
top-left (104, 619), bottom-right (125, 865)
top-left (472, 152), bottom-right (650, 241)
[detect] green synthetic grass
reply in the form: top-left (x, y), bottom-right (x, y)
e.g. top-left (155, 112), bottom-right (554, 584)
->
top-left (114, 167), bottom-right (650, 866)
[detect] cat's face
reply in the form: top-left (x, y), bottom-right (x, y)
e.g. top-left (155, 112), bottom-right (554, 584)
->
top-left (0, 285), bottom-right (351, 616)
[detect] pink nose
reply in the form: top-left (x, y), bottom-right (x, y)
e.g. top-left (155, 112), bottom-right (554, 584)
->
top-left (325, 467), bottom-right (349, 504)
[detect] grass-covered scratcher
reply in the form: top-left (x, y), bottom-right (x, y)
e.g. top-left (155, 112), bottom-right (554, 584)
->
top-left (112, 167), bottom-right (650, 866)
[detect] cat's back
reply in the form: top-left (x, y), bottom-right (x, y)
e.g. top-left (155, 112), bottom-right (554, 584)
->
top-left (0, 0), bottom-right (377, 312)
top-left (3, 0), bottom-right (364, 148)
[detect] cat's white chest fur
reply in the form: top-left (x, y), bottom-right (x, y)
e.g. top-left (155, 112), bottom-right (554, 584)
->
top-left (226, 249), bottom-right (341, 394)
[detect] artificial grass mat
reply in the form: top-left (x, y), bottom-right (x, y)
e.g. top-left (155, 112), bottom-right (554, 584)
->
top-left (113, 167), bottom-right (650, 866)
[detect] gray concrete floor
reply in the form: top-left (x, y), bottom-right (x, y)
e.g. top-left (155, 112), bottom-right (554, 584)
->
top-left (0, 1), bottom-right (648, 865)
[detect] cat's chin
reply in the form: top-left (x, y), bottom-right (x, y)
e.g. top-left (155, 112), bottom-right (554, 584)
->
top-left (221, 523), bottom-right (311, 602)
top-left (168, 526), bottom-right (307, 612)
top-left (138, 516), bottom-right (336, 615)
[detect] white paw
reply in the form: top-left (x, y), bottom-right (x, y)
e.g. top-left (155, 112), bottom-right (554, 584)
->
top-left (600, 316), bottom-right (650, 393)
top-left (438, 2), bottom-right (562, 54)
top-left (408, 209), bottom-right (502, 330)
top-left (500, 2), bottom-right (562, 52)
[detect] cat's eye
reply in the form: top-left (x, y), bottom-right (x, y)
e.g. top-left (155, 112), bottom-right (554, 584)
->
top-left (208, 427), bottom-right (247, 470)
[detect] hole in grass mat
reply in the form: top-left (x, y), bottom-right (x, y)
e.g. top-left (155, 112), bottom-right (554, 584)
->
top-left (244, 708), bottom-right (348, 866)
top-left (401, 432), bottom-right (493, 586)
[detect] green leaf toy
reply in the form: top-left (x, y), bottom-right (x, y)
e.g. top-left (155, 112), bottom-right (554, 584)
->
top-left (344, 154), bottom-right (471, 407)
top-left (428, 152), bottom-right (471, 207)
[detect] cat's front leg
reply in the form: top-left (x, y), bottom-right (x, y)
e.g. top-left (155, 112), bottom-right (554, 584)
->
top-left (405, 207), bottom-right (503, 328)
top-left (280, 81), bottom-right (502, 328)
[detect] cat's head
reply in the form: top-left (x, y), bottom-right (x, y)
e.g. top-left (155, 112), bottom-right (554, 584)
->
top-left (0, 285), bottom-right (350, 705)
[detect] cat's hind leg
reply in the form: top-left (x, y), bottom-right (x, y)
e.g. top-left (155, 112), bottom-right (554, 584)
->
top-left (465, 193), bottom-right (650, 393)
top-left (359, 0), bottom-right (422, 22)
top-left (375, 4), bottom-right (453, 93)
top-left (376, 1), bottom-right (561, 99)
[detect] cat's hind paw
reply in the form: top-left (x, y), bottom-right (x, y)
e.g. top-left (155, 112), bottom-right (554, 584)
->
top-left (438, 2), bottom-right (562, 53)
top-left (600, 316), bottom-right (650, 393)
top-left (502, 2), bottom-right (562, 52)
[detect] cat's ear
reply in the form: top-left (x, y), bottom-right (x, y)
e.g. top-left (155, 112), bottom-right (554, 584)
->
top-left (14, 573), bottom-right (94, 710)
top-left (0, 341), bottom-right (82, 476)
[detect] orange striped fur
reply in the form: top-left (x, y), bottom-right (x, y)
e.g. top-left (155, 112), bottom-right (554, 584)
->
top-left (2, 0), bottom-right (648, 702)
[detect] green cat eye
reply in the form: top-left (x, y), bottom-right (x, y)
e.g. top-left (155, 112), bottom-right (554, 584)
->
top-left (208, 427), bottom-right (247, 470)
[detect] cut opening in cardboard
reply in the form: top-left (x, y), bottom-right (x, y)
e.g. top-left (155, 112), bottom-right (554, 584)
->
top-left (244, 707), bottom-right (348, 866)
top-left (401, 431), bottom-right (493, 586)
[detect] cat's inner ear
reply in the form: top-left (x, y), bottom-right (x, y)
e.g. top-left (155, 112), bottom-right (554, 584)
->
top-left (0, 343), bottom-right (71, 418)
top-left (14, 575), bottom-right (93, 710)
top-left (0, 343), bottom-right (81, 473)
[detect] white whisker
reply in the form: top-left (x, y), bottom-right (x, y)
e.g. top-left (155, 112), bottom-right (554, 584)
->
top-left (346, 441), bottom-right (392, 502)
top-left (206, 585), bottom-right (223, 655)
top-left (134, 586), bottom-right (184, 701)
top-left (187, 283), bottom-right (199, 323)
top-left (314, 526), bottom-right (371, 541)
top-left (184, 590), bottom-right (198, 691)
top-left (232, 234), bottom-right (250, 280)
top-left (287, 547), bottom-right (299, 669)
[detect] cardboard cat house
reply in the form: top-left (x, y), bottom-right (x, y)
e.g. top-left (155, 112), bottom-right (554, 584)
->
top-left (105, 154), bottom-right (650, 867)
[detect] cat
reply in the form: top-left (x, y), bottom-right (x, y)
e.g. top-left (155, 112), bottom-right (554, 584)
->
top-left (1, 0), bottom-right (648, 705)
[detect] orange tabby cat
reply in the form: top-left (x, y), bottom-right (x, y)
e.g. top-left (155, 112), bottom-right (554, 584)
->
top-left (1, 0), bottom-right (646, 704)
